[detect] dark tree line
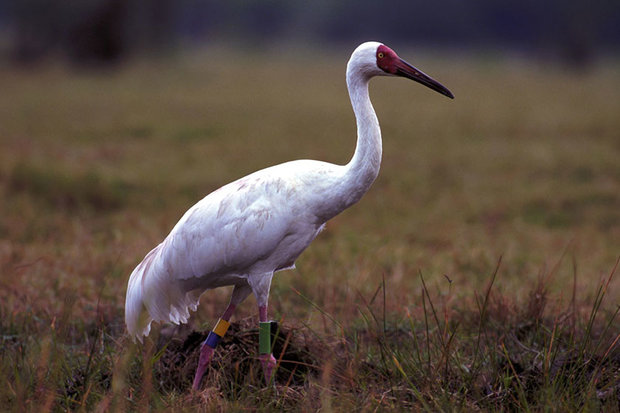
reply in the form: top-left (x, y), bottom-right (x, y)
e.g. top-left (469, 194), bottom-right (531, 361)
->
top-left (1, 0), bottom-right (619, 66)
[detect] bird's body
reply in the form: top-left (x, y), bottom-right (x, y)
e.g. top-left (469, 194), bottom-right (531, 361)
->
top-left (125, 41), bottom-right (453, 390)
top-left (125, 159), bottom-right (351, 338)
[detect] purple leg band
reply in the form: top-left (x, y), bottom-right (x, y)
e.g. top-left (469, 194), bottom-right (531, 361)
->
top-left (205, 331), bottom-right (221, 349)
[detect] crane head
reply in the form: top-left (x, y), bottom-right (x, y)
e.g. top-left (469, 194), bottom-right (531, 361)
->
top-left (348, 42), bottom-right (454, 99)
top-left (376, 44), bottom-right (454, 99)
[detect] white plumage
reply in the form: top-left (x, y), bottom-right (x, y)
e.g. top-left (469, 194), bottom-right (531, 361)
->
top-left (125, 41), bottom-right (453, 387)
top-left (125, 161), bottom-right (340, 339)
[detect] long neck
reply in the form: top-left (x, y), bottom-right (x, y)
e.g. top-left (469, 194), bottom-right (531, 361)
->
top-left (339, 69), bottom-right (382, 209)
top-left (309, 63), bottom-right (382, 222)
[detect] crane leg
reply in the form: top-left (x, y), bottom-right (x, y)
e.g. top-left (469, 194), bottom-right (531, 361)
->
top-left (258, 304), bottom-right (277, 384)
top-left (248, 273), bottom-right (277, 384)
top-left (192, 283), bottom-right (251, 391)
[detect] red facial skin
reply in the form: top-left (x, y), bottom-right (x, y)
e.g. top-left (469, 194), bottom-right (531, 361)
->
top-left (376, 44), bottom-right (400, 74)
top-left (374, 44), bottom-right (454, 99)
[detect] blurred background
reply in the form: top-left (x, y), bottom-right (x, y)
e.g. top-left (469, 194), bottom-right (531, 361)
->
top-left (1, 0), bottom-right (619, 68)
top-left (1, 0), bottom-right (618, 294)
top-left (0, 0), bottom-right (618, 297)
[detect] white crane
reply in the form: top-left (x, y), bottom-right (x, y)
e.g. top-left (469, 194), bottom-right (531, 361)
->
top-left (125, 41), bottom-right (453, 390)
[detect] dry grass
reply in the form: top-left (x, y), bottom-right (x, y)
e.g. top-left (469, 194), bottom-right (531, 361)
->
top-left (0, 47), bottom-right (619, 411)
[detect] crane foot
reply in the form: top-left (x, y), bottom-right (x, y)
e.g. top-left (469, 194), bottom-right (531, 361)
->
top-left (260, 353), bottom-right (277, 384)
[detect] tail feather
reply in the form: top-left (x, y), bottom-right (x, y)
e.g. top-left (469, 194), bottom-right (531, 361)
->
top-left (125, 243), bottom-right (201, 342)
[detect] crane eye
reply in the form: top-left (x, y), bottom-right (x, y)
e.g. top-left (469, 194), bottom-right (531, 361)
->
top-left (378, 52), bottom-right (384, 59)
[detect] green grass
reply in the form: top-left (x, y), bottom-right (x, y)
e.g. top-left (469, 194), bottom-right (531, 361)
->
top-left (0, 48), bottom-right (619, 411)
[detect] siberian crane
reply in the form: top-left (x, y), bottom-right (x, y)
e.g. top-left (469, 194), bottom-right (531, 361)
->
top-left (125, 41), bottom-right (453, 390)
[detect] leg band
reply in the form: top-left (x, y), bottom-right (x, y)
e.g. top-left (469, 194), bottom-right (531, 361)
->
top-left (259, 321), bottom-right (271, 354)
top-left (205, 331), bottom-right (221, 349)
top-left (204, 319), bottom-right (231, 349)
top-left (213, 318), bottom-right (230, 337)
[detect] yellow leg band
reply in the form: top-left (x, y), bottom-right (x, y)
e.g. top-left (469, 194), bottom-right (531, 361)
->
top-left (213, 318), bottom-right (230, 337)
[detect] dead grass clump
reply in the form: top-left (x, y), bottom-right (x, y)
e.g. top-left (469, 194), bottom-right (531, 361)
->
top-left (154, 318), bottom-right (324, 395)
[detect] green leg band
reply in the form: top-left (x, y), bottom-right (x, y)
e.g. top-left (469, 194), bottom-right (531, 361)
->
top-left (259, 321), bottom-right (271, 354)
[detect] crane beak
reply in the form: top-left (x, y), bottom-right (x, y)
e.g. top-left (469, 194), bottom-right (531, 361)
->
top-left (395, 58), bottom-right (454, 99)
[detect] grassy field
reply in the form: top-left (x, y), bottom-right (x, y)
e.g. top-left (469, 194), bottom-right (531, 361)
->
top-left (0, 47), bottom-right (619, 411)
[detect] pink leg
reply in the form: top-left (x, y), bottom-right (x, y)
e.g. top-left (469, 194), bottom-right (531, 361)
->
top-left (192, 284), bottom-right (252, 391)
top-left (259, 305), bottom-right (277, 384)
top-left (191, 304), bottom-right (236, 391)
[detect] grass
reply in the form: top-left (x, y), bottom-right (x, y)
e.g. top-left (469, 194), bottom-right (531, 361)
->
top-left (0, 46), bottom-right (619, 411)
